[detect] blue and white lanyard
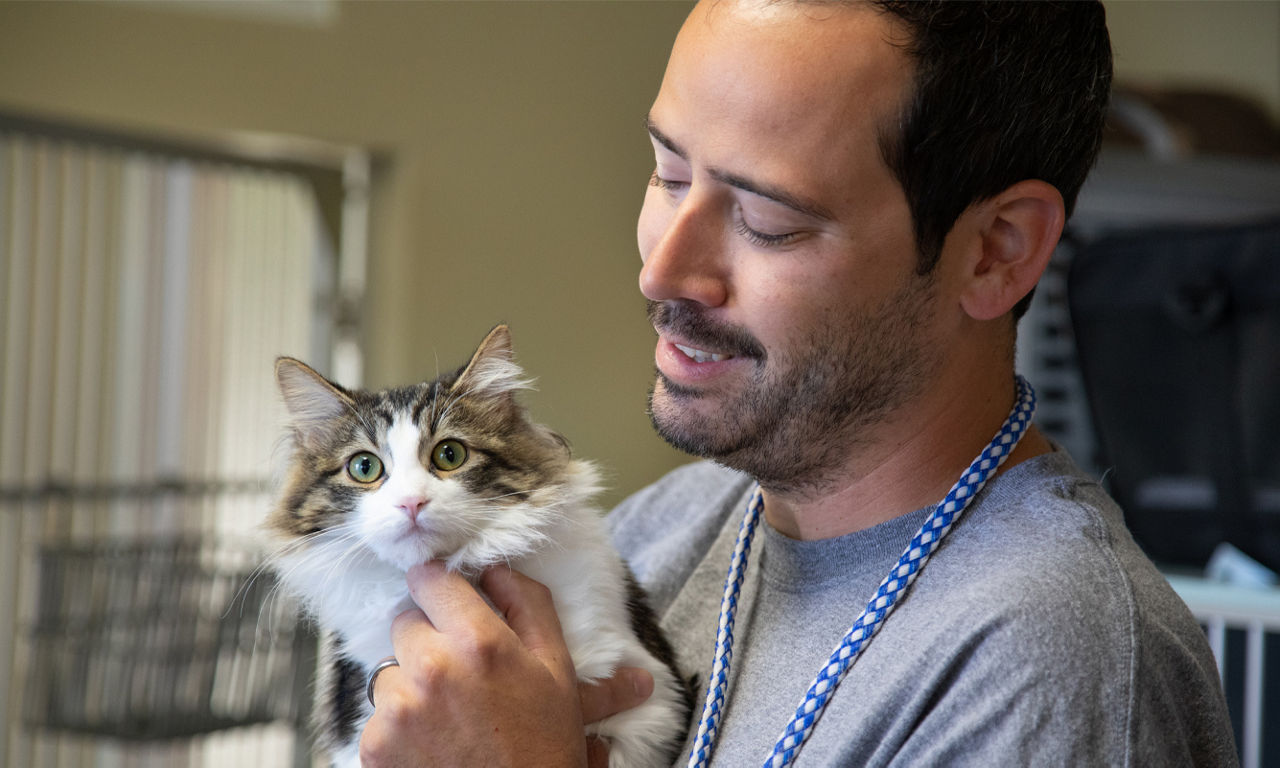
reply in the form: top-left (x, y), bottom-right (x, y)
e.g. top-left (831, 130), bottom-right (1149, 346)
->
top-left (686, 376), bottom-right (1037, 768)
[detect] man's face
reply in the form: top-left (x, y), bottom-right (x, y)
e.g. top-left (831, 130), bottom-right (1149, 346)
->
top-left (638, 1), bottom-right (943, 493)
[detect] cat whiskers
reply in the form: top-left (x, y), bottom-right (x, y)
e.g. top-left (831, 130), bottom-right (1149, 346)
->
top-left (431, 385), bottom-right (469, 433)
top-left (319, 526), bottom-right (389, 597)
top-left (252, 522), bottom-right (376, 636)
top-left (433, 372), bottom-right (532, 432)
top-left (352, 407), bottom-right (382, 450)
top-left (426, 380), bottom-right (455, 434)
top-left (228, 528), bottom-right (331, 621)
top-left (228, 527), bottom-right (337, 648)
top-left (290, 523), bottom-right (379, 597)
top-left (475, 489), bottom-right (537, 504)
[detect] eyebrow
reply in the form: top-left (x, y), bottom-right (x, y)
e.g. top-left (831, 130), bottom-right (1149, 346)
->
top-left (645, 115), bottom-right (834, 222)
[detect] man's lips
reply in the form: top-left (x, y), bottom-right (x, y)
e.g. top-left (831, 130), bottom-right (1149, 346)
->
top-left (672, 342), bottom-right (734, 363)
top-left (646, 300), bottom-right (767, 362)
top-left (654, 335), bottom-right (744, 388)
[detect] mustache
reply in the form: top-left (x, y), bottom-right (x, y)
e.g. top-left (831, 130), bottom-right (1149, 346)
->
top-left (646, 300), bottom-right (767, 361)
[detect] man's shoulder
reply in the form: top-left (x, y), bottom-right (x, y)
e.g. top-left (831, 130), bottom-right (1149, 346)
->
top-left (887, 450), bottom-right (1235, 765)
top-left (611, 461), bottom-right (746, 517)
top-left (935, 450), bottom-right (1229, 723)
top-left (955, 448), bottom-right (1131, 569)
top-left (606, 460), bottom-right (753, 614)
top-left (943, 450), bottom-right (1166, 617)
top-left (898, 449), bottom-right (1213, 680)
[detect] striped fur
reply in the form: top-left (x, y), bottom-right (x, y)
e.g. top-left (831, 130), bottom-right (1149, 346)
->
top-left (267, 325), bottom-right (691, 767)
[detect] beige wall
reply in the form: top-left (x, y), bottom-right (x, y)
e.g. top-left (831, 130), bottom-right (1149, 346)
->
top-left (1106, 0), bottom-right (1280, 121)
top-left (0, 0), bottom-right (693, 507)
top-left (1, 0), bottom-right (1276, 507)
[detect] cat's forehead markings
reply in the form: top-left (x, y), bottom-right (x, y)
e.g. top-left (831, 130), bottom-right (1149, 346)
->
top-left (386, 417), bottom-right (423, 470)
top-left (385, 384), bottom-right (426, 413)
top-left (411, 382), bottom-right (440, 428)
top-left (361, 400), bottom-right (396, 436)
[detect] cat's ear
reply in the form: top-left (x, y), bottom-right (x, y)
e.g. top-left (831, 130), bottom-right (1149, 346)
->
top-left (451, 324), bottom-right (533, 401)
top-left (276, 357), bottom-right (356, 450)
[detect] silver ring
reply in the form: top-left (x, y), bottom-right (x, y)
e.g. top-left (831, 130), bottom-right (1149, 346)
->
top-left (366, 657), bottom-right (400, 708)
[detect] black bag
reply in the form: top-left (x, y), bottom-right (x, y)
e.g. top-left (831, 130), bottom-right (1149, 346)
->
top-left (1067, 218), bottom-right (1280, 572)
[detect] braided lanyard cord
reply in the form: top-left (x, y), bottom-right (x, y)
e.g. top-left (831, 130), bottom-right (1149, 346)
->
top-left (686, 485), bottom-right (766, 767)
top-left (687, 376), bottom-right (1037, 768)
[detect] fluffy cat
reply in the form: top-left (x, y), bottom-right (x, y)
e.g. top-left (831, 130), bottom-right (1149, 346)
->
top-left (267, 325), bottom-right (691, 767)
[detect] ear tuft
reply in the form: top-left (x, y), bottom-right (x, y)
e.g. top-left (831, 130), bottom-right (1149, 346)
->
top-left (451, 324), bottom-right (534, 399)
top-left (275, 357), bottom-right (355, 448)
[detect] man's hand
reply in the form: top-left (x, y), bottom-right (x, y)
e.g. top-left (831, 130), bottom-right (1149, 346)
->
top-left (581, 665), bottom-right (656, 767)
top-left (360, 562), bottom-right (654, 768)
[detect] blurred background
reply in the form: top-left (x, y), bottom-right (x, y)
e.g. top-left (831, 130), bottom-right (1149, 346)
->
top-left (0, 1), bottom-right (1277, 766)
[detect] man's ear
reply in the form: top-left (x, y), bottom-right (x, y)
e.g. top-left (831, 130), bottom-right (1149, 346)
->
top-left (958, 180), bottom-right (1064, 322)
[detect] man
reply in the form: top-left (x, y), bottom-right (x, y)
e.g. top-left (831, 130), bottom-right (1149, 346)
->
top-left (361, 1), bottom-right (1237, 765)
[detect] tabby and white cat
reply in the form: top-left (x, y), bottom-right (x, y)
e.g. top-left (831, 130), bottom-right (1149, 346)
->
top-left (267, 325), bottom-right (691, 767)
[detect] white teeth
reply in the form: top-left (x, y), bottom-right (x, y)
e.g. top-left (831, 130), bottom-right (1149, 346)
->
top-left (675, 343), bottom-right (731, 363)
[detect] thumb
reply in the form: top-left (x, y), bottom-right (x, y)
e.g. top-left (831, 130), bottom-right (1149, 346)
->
top-left (580, 667), bottom-right (655, 724)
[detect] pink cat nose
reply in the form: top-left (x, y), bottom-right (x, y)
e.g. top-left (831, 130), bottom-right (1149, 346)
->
top-left (396, 496), bottom-right (428, 518)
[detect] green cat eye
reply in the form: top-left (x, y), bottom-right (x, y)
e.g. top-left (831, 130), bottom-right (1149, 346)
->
top-left (347, 451), bottom-right (384, 483)
top-left (431, 439), bottom-right (468, 472)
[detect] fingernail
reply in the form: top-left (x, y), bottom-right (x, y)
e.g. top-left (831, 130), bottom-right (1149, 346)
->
top-left (629, 668), bottom-right (654, 700)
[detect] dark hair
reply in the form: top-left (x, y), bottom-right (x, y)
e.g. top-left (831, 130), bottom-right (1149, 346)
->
top-left (871, 0), bottom-right (1113, 318)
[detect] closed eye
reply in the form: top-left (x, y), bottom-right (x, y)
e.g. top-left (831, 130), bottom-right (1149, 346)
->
top-left (733, 217), bottom-right (800, 247)
top-left (649, 170), bottom-right (688, 194)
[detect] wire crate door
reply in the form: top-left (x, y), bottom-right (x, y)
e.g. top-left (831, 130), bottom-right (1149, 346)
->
top-left (1, 120), bottom-right (354, 768)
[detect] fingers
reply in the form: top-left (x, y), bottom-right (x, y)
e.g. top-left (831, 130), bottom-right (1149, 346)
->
top-left (579, 667), bottom-right (655, 724)
top-left (586, 736), bottom-right (610, 768)
top-left (394, 562), bottom-right (579, 696)
top-left (480, 565), bottom-right (576, 683)
top-left (404, 561), bottom-right (496, 634)
top-left (388, 600), bottom-right (438, 678)
top-left (369, 563), bottom-right (655, 768)
top-left (364, 562), bottom-right (590, 768)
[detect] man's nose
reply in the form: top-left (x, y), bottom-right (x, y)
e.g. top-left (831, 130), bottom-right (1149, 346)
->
top-left (638, 191), bottom-right (729, 308)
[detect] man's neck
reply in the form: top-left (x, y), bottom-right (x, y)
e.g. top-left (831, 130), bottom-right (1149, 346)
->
top-left (761, 375), bottom-right (1051, 541)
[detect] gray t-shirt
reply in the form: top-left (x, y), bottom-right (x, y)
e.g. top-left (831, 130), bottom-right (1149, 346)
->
top-left (608, 449), bottom-right (1238, 767)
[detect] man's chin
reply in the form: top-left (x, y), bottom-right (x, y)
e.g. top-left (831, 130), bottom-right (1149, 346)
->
top-left (647, 376), bottom-right (740, 460)
top-left (648, 409), bottom-right (716, 459)
top-left (652, 369), bottom-right (705, 400)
